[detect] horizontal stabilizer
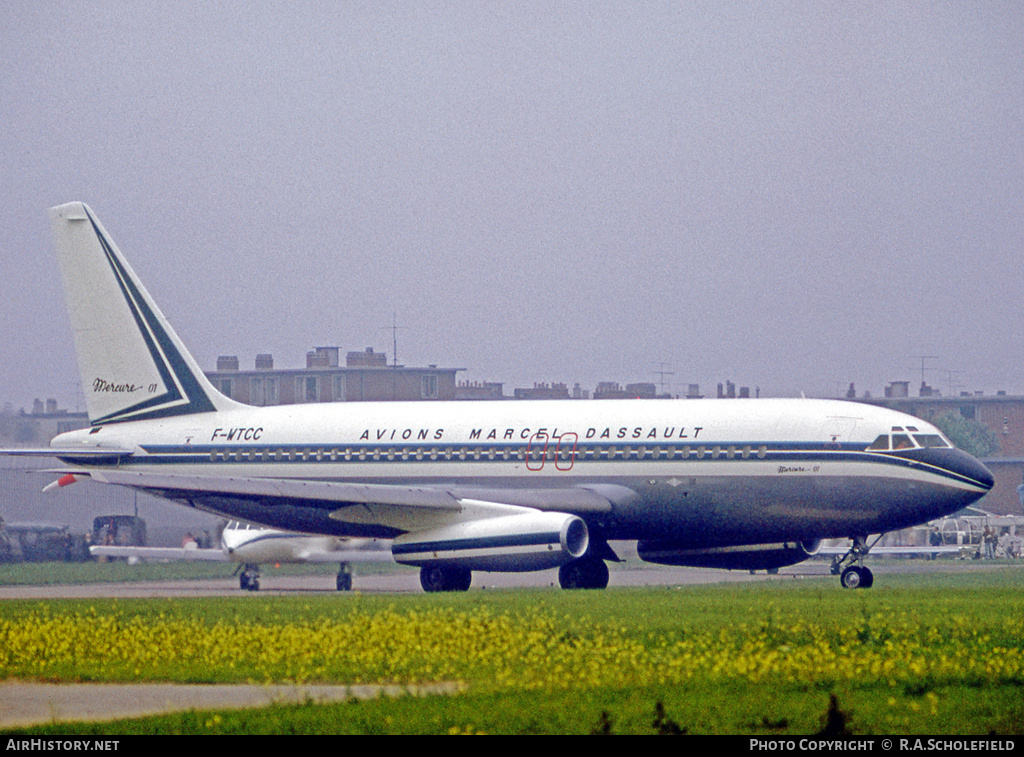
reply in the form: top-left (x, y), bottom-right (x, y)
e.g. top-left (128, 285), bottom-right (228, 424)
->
top-left (89, 545), bottom-right (228, 562)
top-left (0, 447), bottom-right (134, 459)
top-left (88, 544), bottom-right (393, 564)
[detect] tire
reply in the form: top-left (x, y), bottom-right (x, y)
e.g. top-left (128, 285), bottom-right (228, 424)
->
top-left (840, 566), bottom-right (862, 589)
top-left (559, 557), bottom-right (609, 590)
top-left (420, 565), bottom-right (447, 592)
top-left (859, 567), bottom-right (874, 589)
top-left (449, 566), bottom-right (472, 592)
top-left (419, 565), bottom-right (472, 592)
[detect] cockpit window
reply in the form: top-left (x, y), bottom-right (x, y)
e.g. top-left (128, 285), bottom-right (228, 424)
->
top-left (866, 431), bottom-right (953, 452)
top-left (892, 434), bottom-right (914, 450)
top-left (913, 434), bottom-right (951, 449)
top-left (867, 435), bottom-right (890, 451)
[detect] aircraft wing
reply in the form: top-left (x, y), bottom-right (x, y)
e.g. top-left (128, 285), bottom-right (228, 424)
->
top-left (89, 545), bottom-right (229, 561)
top-left (76, 469), bottom-right (612, 534)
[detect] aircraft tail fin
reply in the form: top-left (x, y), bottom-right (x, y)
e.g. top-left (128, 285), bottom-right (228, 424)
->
top-left (49, 202), bottom-right (237, 424)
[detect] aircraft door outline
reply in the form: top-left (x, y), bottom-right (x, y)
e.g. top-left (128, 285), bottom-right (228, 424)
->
top-left (555, 432), bottom-right (577, 471)
top-left (526, 432), bottom-right (548, 471)
top-left (525, 432), bottom-right (577, 471)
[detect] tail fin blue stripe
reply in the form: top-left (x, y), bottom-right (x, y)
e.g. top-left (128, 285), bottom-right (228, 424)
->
top-left (85, 208), bottom-right (217, 424)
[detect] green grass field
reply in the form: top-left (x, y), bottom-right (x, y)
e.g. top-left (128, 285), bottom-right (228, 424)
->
top-left (1, 565), bottom-right (1022, 734)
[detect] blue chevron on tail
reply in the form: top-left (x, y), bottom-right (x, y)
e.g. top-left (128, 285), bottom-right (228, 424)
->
top-left (49, 202), bottom-right (236, 424)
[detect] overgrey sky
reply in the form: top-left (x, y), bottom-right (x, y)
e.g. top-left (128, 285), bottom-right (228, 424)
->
top-left (3, 2), bottom-right (1022, 410)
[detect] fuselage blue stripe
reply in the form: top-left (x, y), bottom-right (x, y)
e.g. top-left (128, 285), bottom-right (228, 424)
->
top-left (88, 441), bottom-right (988, 490)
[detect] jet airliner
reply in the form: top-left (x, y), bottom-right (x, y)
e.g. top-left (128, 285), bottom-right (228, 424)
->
top-left (7, 203), bottom-right (995, 591)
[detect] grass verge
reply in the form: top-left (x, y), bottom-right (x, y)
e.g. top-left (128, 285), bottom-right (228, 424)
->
top-left (1, 566), bottom-right (1022, 734)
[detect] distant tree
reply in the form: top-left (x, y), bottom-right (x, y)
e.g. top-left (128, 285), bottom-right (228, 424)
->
top-left (931, 412), bottom-right (1000, 458)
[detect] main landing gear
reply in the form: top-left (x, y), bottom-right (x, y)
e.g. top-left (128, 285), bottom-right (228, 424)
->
top-left (336, 564), bottom-right (353, 591)
top-left (417, 557), bottom-right (613, 592)
top-left (830, 535), bottom-right (876, 589)
top-left (558, 556), bottom-right (610, 590)
top-left (418, 540), bottom-right (617, 592)
top-left (419, 564), bottom-right (472, 593)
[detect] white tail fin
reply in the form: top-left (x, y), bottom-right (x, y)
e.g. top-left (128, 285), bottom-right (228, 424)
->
top-left (50, 202), bottom-right (236, 424)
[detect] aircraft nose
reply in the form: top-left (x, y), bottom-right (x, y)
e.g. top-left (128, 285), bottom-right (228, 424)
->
top-left (942, 448), bottom-right (995, 492)
top-left (907, 447), bottom-right (994, 493)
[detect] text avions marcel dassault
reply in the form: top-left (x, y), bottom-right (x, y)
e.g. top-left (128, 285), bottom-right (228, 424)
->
top-left (749, 739), bottom-right (1016, 752)
top-left (359, 426), bottom-right (706, 442)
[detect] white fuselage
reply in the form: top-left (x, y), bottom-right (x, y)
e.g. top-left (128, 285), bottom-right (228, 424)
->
top-left (53, 396), bottom-right (993, 546)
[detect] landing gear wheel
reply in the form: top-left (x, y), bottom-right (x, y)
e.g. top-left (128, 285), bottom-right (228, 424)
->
top-left (558, 557), bottom-right (609, 590)
top-left (240, 567), bottom-right (260, 592)
top-left (840, 566), bottom-right (861, 589)
top-left (840, 566), bottom-right (873, 589)
top-left (336, 567), bottom-right (353, 591)
top-left (859, 566), bottom-right (873, 589)
top-left (419, 565), bottom-right (472, 592)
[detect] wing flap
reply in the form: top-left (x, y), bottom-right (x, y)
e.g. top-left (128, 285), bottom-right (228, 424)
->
top-left (86, 469), bottom-right (462, 510)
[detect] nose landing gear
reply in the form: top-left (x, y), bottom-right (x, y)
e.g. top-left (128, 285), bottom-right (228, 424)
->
top-left (832, 535), bottom-right (876, 589)
top-left (840, 564), bottom-right (873, 589)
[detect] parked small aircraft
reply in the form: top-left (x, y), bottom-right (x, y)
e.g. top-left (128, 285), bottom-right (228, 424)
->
top-left (90, 521), bottom-right (392, 590)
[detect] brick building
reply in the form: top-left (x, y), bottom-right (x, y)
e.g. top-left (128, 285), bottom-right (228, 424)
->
top-left (205, 347), bottom-right (463, 404)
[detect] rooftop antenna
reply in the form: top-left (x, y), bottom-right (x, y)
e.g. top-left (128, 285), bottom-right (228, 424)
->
top-left (379, 313), bottom-right (408, 368)
top-left (912, 355), bottom-right (939, 394)
top-left (378, 313), bottom-right (409, 402)
top-left (945, 369), bottom-right (963, 397)
top-left (653, 362), bottom-right (674, 395)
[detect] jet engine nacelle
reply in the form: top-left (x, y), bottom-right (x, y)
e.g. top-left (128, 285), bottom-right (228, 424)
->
top-left (637, 539), bottom-right (822, 571)
top-left (392, 511), bottom-right (589, 572)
